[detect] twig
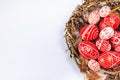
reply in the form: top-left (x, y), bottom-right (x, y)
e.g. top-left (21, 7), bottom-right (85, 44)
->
top-left (101, 69), bottom-right (120, 75)
top-left (111, 6), bottom-right (120, 13)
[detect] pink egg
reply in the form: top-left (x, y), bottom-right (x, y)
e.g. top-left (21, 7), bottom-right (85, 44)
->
top-left (110, 31), bottom-right (120, 45)
top-left (88, 11), bottom-right (100, 24)
top-left (99, 6), bottom-right (111, 17)
top-left (99, 27), bottom-right (114, 40)
top-left (88, 59), bottom-right (100, 72)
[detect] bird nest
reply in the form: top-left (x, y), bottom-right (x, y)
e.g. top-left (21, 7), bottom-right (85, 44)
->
top-left (65, 0), bottom-right (120, 80)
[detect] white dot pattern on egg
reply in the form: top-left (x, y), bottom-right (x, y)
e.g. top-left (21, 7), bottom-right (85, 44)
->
top-left (99, 6), bottom-right (111, 17)
top-left (88, 59), bottom-right (100, 72)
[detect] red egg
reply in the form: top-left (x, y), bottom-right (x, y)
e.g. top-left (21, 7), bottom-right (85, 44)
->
top-left (80, 24), bottom-right (99, 41)
top-left (99, 27), bottom-right (114, 40)
top-left (110, 31), bottom-right (120, 52)
top-left (98, 51), bottom-right (120, 68)
top-left (99, 14), bottom-right (120, 30)
top-left (96, 39), bottom-right (111, 52)
top-left (88, 59), bottom-right (100, 72)
top-left (110, 31), bottom-right (120, 45)
top-left (88, 11), bottom-right (100, 24)
top-left (114, 44), bottom-right (120, 52)
top-left (78, 41), bottom-right (99, 59)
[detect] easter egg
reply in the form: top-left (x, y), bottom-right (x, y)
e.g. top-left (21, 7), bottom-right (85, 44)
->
top-left (98, 51), bottom-right (120, 68)
top-left (80, 24), bottom-right (99, 41)
top-left (88, 11), bottom-right (100, 24)
top-left (110, 31), bottom-right (120, 45)
top-left (96, 39), bottom-right (111, 52)
top-left (99, 27), bottom-right (114, 40)
top-left (99, 6), bottom-right (111, 17)
top-left (99, 14), bottom-right (120, 30)
top-left (110, 31), bottom-right (120, 52)
top-left (114, 44), bottom-right (120, 52)
top-left (78, 41), bottom-right (99, 59)
top-left (88, 59), bottom-right (100, 72)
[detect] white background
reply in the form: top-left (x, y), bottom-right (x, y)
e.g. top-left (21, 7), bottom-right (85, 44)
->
top-left (0, 0), bottom-right (84, 80)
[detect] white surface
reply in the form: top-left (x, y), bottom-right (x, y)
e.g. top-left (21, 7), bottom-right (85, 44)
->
top-left (0, 0), bottom-right (84, 80)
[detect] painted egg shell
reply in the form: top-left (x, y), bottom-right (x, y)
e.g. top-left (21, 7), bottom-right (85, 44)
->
top-left (110, 31), bottom-right (120, 45)
top-left (88, 11), bottom-right (100, 24)
top-left (78, 41), bottom-right (99, 59)
top-left (88, 59), bottom-right (100, 72)
top-left (99, 6), bottom-right (111, 17)
top-left (99, 14), bottom-right (120, 30)
top-left (98, 51), bottom-right (120, 68)
top-left (80, 24), bottom-right (99, 41)
top-left (99, 27), bottom-right (114, 40)
top-left (96, 39), bottom-right (111, 52)
top-left (113, 44), bottom-right (120, 53)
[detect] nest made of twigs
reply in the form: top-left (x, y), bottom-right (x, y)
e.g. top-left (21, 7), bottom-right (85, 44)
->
top-left (65, 0), bottom-right (120, 80)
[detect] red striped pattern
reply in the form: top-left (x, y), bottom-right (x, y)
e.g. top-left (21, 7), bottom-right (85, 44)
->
top-left (80, 25), bottom-right (99, 41)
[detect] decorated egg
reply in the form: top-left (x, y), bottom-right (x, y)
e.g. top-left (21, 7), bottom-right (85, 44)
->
top-left (96, 39), bottom-right (111, 52)
top-left (110, 31), bottom-right (120, 52)
top-left (99, 27), bottom-right (114, 40)
top-left (88, 11), bottom-right (100, 24)
top-left (110, 31), bottom-right (120, 45)
top-left (114, 44), bottom-right (120, 52)
top-left (78, 41), bottom-right (99, 59)
top-left (98, 51), bottom-right (120, 68)
top-left (99, 14), bottom-right (120, 30)
top-left (80, 24), bottom-right (99, 41)
top-left (88, 59), bottom-right (100, 72)
top-left (99, 6), bottom-right (111, 17)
